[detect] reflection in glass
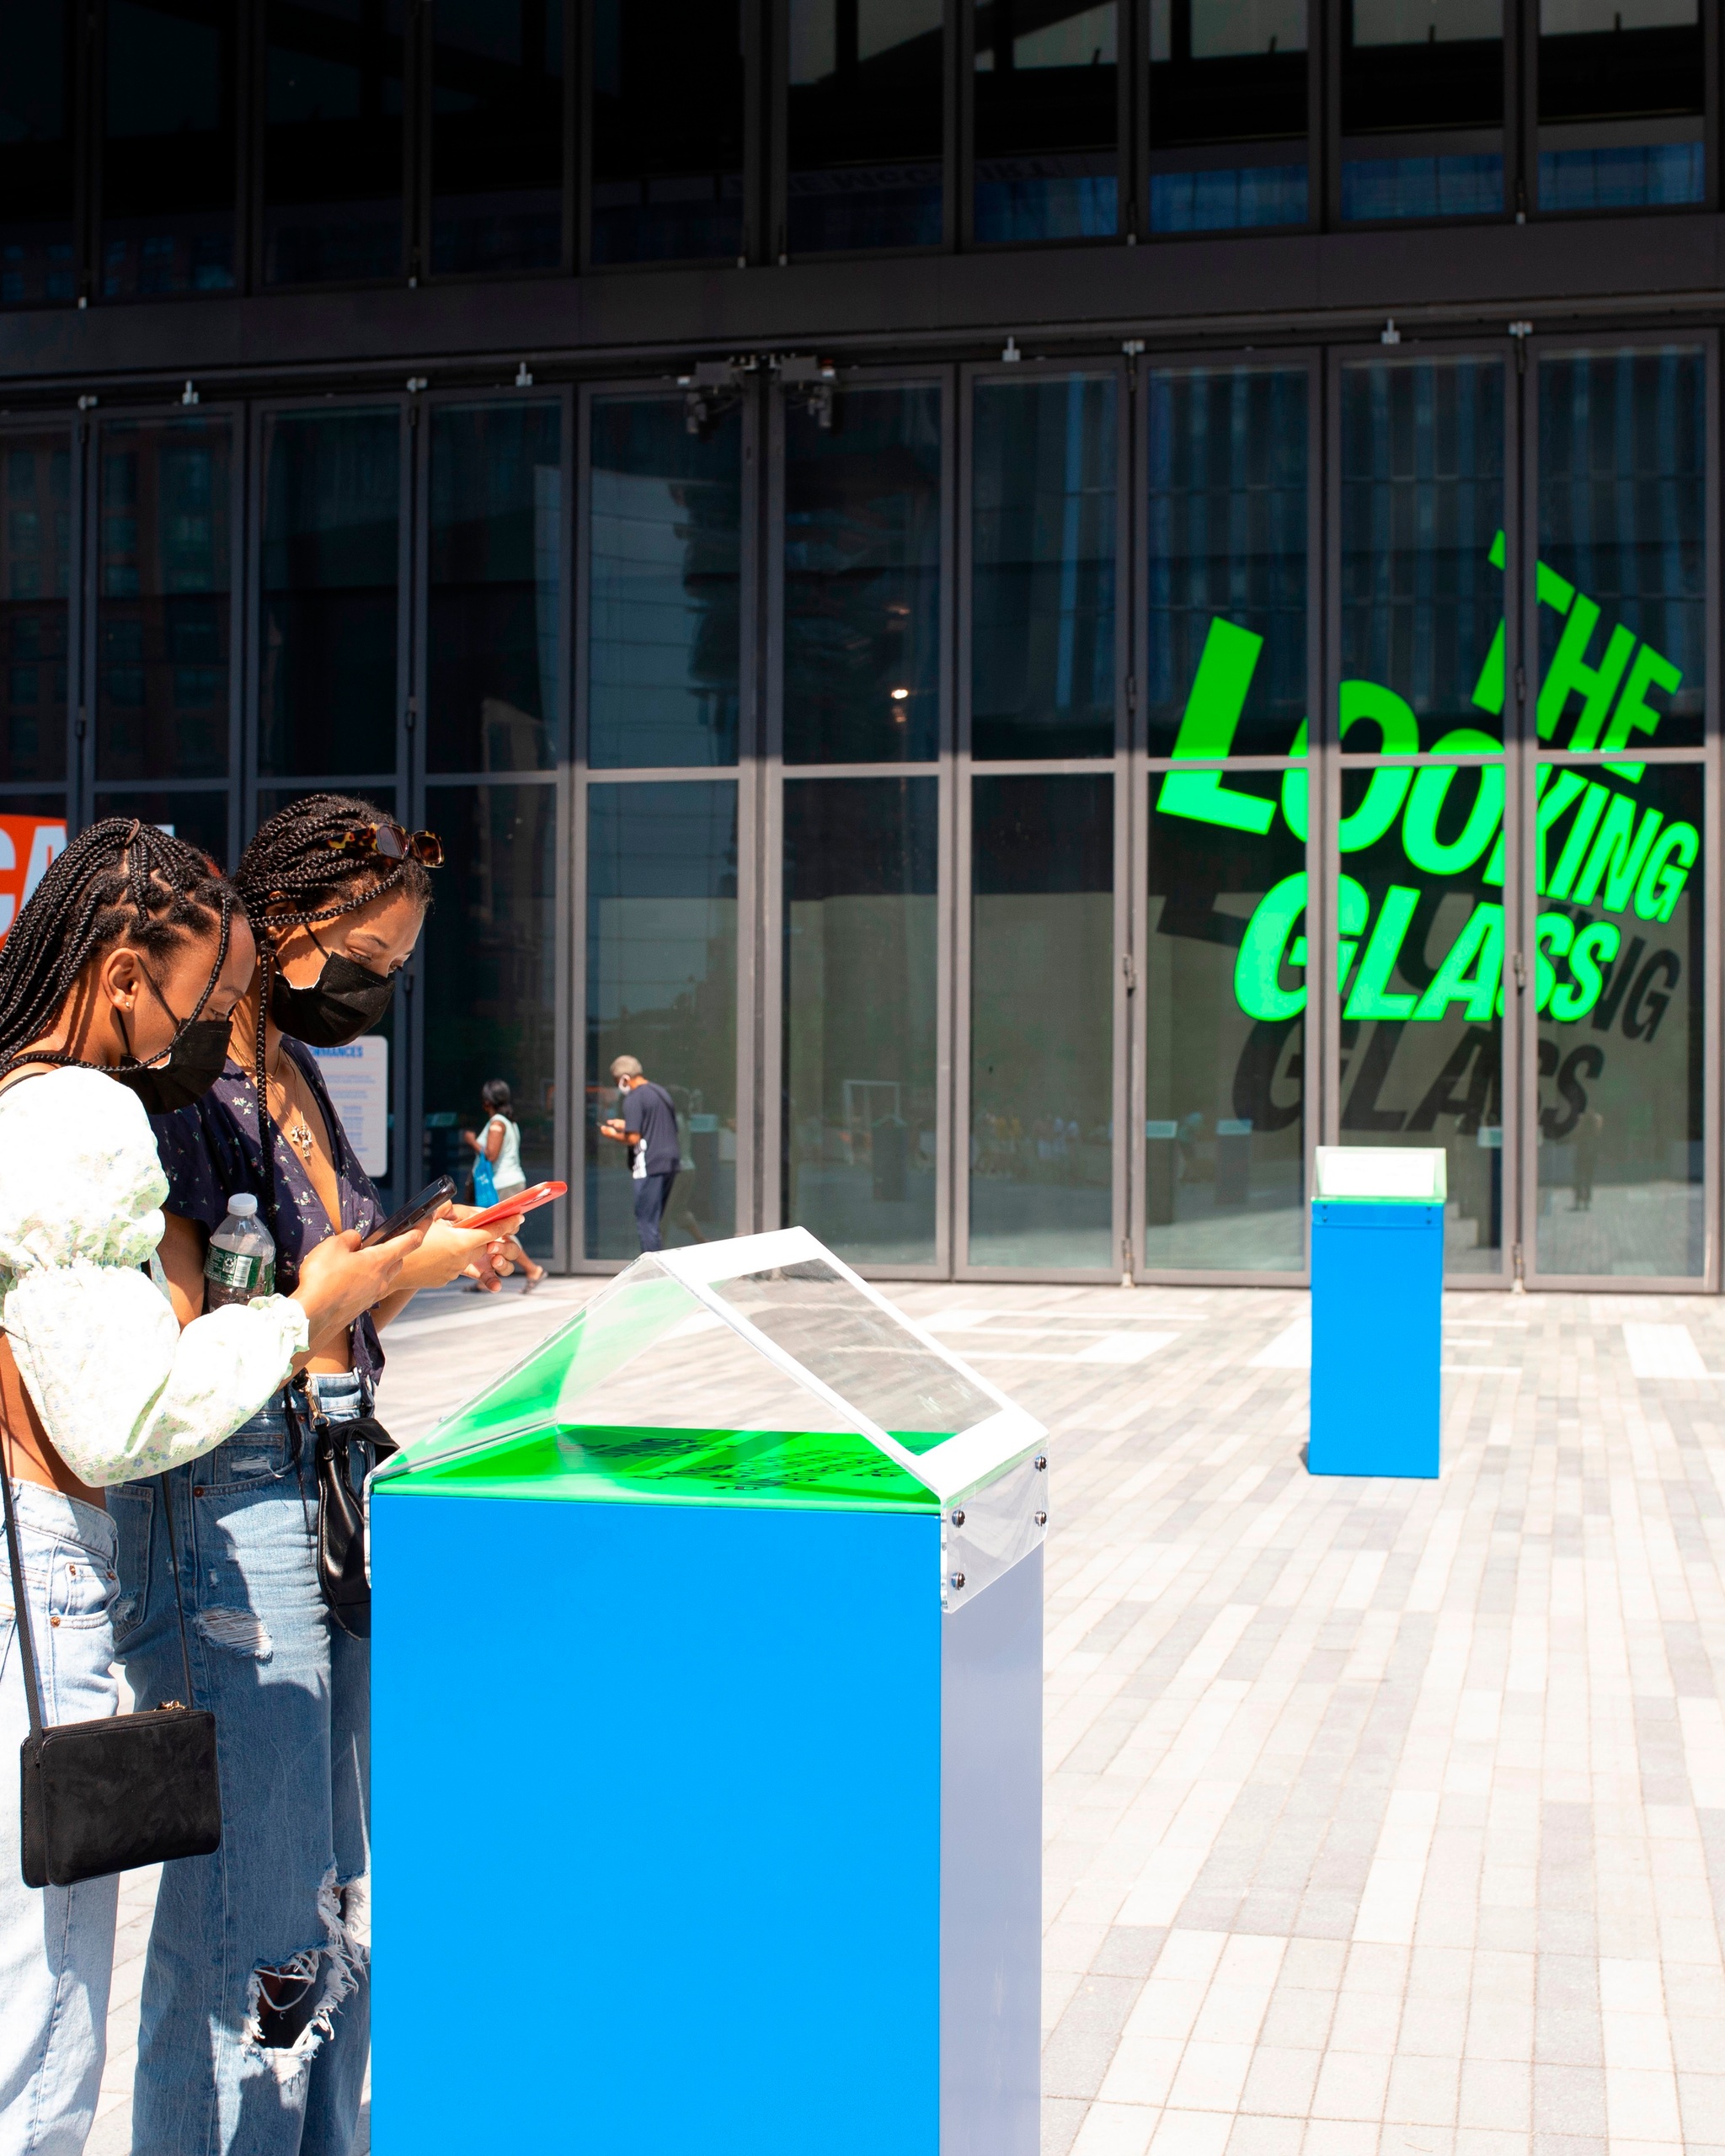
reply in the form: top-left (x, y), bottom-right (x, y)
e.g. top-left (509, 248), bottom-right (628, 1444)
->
top-left (1536, 348), bottom-right (1703, 753)
top-left (259, 409), bottom-right (399, 776)
top-left (1340, 358), bottom-right (1505, 750)
top-left (93, 789), bottom-right (227, 863)
top-left (101, 0), bottom-right (236, 298)
top-left (788, 0), bottom-right (943, 253)
top-left (974, 0), bottom-right (1119, 242)
top-left (588, 397), bottom-right (740, 769)
top-left (0, 435), bottom-right (70, 782)
top-left (264, 0), bottom-right (405, 286)
top-left (1534, 759), bottom-right (1701, 1277)
top-left (1340, 0), bottom-right (1503, 221)
top-left (1538, 0), bottom-right (1702, 212)
top-left (1337, 760), bottom-right (1506, 1273)
top-left (590, 0), bottom-right (744, 264)
top-left (585, 782), bottom-right (738, 1257)
top-left (1148, 0), bottom-right (1308, 233)
top-left (430, 0), bottom-right (564, 275)
top-left (784, 384), bottom-right (941, 764)
top-left (96, 420), bottom-right (229, 783)
top-left (0, 0), bottom-right (76, 307)
top-left (1146, 780), bottom-right (1303, 1270)
top-left (428, 402), bottom-right (561, 774)
top-left (970, 774), bottom-right (1113, 1268)
top-left (972, 376), bottom-right (1115, 759)
top-left (783, 778), bottom-right (937, 1265)
top-left (421, 784), bottom-right (558, 1258)
top-left (1147, 367), bottom-right (1306, 759)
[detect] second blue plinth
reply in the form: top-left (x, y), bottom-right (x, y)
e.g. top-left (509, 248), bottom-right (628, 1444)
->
top-left (1308, 1200), bottom-right (1443, 1478)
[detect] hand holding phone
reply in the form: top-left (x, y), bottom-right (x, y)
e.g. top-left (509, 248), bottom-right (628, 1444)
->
top-left (461, 1180), bottom-right (567, 1235)
top-left (363, 1175), bottom-right (457, 1248)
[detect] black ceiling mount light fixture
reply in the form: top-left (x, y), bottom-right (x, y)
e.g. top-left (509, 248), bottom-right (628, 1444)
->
top-left (775, 353), bottom-right (837, 429)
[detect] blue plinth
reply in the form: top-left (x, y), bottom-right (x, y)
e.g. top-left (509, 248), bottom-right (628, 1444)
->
top-left (371, 1493), bottom-right (1042, 2156)
top-left (1308, 1201), bottom-right (1442, 1478)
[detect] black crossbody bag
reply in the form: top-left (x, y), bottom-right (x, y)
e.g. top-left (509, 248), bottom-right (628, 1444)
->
top-left (3, 1443), bottom-right (222, 1890)
top-left (289, 1374), bottom-right (398, 1641)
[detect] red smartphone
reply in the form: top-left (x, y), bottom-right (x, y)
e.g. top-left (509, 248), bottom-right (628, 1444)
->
top-left (462, 1180), bottom-right (568, 1235)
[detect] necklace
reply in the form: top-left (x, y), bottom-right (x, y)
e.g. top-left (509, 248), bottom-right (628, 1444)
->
top-left (269, 1057), bottom-right (316, 1161)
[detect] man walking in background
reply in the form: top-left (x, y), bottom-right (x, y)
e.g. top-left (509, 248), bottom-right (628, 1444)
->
top-left (601, 1054), bottom-right (681, 1252)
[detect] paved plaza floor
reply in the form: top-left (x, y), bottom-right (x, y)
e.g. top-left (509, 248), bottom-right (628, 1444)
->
top-left (89, 1276), bottom-right (1725, 2154)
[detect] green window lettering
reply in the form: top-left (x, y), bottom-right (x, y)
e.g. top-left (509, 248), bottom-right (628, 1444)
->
top-left (1602, 643), bottom-right (1682, 769)
top-left (1343, 885), bottom-right (1421, 1020)
top-left (1156, 618), bottom-right (1279, 834)
top-left (1234, 873), bottom-right (1308, 1021)
top-left (1569, 794), bottom-right (1662, 914)
top-left (1549, 920), bottom-right (1621, 1021)
top-left (1470, 529), bottom-right (1574, 718)
top-left (1537, 595), bottom-right (1637, 747)
top-left (1532, 911), bottom-right (1574, 1013)
top-left (1545, 780), bottom-right (1609, 900)
top-left (1412, 902), bottom-right (1503, 1022)
top-left (1635, 822), bottom-right (1698, 923)
top-left (1402, 752), bottom-right (1503, 877)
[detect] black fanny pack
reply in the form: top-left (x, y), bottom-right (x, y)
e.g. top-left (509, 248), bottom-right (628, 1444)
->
top-left (290, 1377), bottom-right (398, 1641)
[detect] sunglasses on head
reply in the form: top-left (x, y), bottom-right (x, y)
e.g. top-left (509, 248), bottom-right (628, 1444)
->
top-left (327, 820), bottom-right (445, 868)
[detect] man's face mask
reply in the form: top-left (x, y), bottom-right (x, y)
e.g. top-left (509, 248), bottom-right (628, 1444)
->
top-left (270, 947), bottom-right (396, 1048)
top-left (114, 959), bottom-right (232, 1115)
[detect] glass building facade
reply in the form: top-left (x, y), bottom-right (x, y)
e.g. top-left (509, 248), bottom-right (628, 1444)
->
top-left (0, 3), bottom-right (1719, 1289)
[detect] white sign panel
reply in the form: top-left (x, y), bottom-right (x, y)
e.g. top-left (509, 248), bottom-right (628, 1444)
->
top-left (309, 1037), bottom-right (389, 1177)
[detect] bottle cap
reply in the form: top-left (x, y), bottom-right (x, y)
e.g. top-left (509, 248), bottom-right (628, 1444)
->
top-left (227, 1193), bottom-right (259, 1218)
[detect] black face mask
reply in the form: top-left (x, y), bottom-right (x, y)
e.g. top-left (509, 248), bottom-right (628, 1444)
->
top-left (270, 951), bottom-right (396, 1048)
top-left (112, 1016), bottom-right (233, 1115)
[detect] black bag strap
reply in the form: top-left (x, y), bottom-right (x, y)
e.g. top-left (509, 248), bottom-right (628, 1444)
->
top-left (1, 1439), bottom-right (45, 1742)
top-left (2, 1417), bottom-right (200, 1732)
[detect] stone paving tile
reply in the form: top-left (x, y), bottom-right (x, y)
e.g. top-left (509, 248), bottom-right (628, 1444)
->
top-left (89, 1278), bottom-right (1725, 2149)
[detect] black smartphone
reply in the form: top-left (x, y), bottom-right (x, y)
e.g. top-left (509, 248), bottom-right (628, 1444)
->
top-left (363, 1175), bottom-right (456, 1248)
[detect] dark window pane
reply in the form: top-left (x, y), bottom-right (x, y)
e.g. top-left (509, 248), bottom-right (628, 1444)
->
top-left (259, 408), bottom-right (399, 776)
top-left (588, 397), bottom-right (740, 769)
top-left (101, 0), bottom-right (237, 299)
top-left (970, 773), bottom-right (1113, 1268)
top-left (975, 0), bottom-right (1117, 242)
top-left (0, 1), bottom-right (76, 307)
top-left (427, 401), bottom-right (561, 773)
top-left (590, 0), bottom-right (744, 264)
top-left (783, 382), bottom-right (942, 764)
top-left (1536, 348), bottom-right (1703, 753)
top-left (421, 783), bottom-right (558, 1257)
top-left (264, 0), bottom-right (405, 286)
top-left (788, 0), bottom-right (943, 254)
top-left (96, 419), bottom-right (231, 783)
top-left (430, 0), bottom-right (564, 275)
top-left (1340, 357), bottom-right (1506, 749)
top-left (1533, 758), bottom-right (1702, 1278)
top-left (1147, 366), bottom-right (1307, 758)
top-left (93, 787), bottom-right (228, 862)
top-left (0, 435), bottom-right (70, 782)
top-left (1146, 786), bottom-right (1304, 1270)
top-left (972, 375), bottom-right (1115, 759)
top-left (783, 777), bottom-right (937, 1264)
top-left (585, 782), bottom-right (738, 1257)
top-left (1334, 757), bottom-right (1505, 1273)
top-left (1149, 0), bottom-right (1308, 233)
top-left (1340, 0), bottom-right (1503, 221)
top-left (1538, 0), bottom-right (1702, 212)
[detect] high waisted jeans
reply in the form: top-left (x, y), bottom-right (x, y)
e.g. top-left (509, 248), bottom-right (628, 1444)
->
top-left (0, 1485), bottom-right (120, 2156)
top-left (111, 1374), bottom-right (377, 2156)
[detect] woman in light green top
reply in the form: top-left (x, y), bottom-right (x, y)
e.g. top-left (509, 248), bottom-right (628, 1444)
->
top-left (462, 1078), bottom-right (547, 1288)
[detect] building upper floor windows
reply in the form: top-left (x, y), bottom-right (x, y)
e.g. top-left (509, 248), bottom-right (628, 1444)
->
top-left (0, 0), bottom-right (1715, 311)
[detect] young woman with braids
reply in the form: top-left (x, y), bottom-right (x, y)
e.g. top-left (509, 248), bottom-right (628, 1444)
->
top-left (0, 819), bottom-right (416, 2156)
top-left (115, 794), bottom-right (520, 2156)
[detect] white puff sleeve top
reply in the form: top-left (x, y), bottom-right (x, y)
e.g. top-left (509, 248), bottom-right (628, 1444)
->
top-left (0, 1065), bottom-right (309, 1487)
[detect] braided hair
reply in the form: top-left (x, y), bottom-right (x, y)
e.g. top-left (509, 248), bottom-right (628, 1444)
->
top-left (0, 818), bottom-right (235, 1078)
top-left (232, 795), bottom-right (433, 1257)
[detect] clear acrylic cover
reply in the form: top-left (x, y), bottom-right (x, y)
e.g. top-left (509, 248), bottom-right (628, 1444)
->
top-left (378, 1229), bottom-right (1047, 1507)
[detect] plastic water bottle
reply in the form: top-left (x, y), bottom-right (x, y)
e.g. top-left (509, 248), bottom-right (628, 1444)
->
top-left (204, 1193), bottom-right (276, 1310)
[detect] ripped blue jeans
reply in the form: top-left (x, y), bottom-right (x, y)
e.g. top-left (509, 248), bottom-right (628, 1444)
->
top-left (111, 1374), bottom-right (377, 2156)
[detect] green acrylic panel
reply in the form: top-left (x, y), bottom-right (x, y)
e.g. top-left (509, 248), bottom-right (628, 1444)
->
top-left (386, 1422), bottom-right (943, 1513)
